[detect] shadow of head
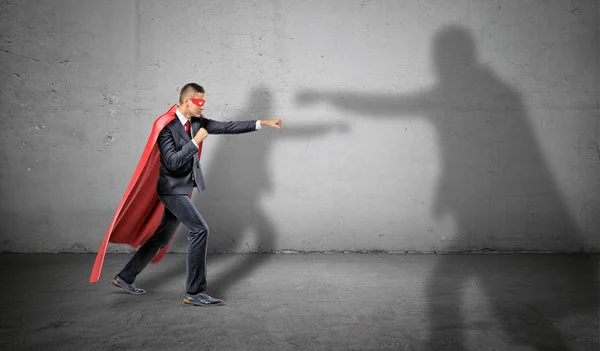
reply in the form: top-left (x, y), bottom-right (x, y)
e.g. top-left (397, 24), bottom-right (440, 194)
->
top-left (245, 86), bottom-right (273, 116)
top-left (433, 24), bottom-right (477, 81)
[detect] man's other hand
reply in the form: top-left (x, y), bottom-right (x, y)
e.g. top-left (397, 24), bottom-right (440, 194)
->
top-left (194, 127), bottom-right (208, 144)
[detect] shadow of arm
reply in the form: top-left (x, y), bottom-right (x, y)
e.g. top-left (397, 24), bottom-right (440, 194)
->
top-left (278, 121), bottom-right (350, 138)
top-left (296, 89), bottom-right (435, 117)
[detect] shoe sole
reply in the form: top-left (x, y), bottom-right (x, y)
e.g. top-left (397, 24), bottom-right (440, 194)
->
top-left (183, 297), bottom-right (225, 306)
top-left (112, 279), bottom-right (146, 295)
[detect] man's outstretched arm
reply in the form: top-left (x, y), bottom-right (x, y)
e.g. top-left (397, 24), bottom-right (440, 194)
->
top-left (201, 118), bottom-right (282, 134)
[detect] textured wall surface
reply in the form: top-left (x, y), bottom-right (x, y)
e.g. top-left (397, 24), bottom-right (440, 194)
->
top-left (0, 0), bottom-right (598, 253)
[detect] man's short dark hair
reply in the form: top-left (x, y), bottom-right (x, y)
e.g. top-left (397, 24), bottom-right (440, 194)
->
top-left (179, 83), bottom-right (205, 104)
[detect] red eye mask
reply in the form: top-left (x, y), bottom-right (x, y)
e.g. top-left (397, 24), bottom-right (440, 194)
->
top-left (191, 98), bottom-right (205, 107)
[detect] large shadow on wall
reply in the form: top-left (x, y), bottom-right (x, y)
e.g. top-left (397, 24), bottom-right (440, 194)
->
top-left (298, 25), bottom-right (598, 350)
top-left (194, 86), bottom-right (347, 296)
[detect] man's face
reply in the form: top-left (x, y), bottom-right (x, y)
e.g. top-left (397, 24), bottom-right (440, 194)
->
top-left (185, 92), bottom-right (205, 117)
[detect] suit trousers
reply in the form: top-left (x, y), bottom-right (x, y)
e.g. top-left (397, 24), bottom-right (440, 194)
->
top-left (118, 193), bottom-right (209, 294)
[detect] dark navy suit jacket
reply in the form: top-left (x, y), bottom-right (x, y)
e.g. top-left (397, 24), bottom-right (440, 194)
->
top-left (156, 114), bottom-right (257, 195)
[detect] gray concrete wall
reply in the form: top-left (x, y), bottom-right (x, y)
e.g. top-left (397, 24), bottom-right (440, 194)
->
top-left (0, 0), bottom-right (598, 253)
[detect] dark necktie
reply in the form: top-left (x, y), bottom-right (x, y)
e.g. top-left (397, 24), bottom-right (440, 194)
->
top-left (185, 120), bottom-right (191, 139)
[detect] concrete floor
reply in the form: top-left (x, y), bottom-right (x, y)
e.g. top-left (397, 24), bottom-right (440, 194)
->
top-left (0, 253), bottom-right (597, 350)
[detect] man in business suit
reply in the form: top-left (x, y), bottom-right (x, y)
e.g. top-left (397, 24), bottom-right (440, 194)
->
top-left (112, 83), bottom-right (282, 306)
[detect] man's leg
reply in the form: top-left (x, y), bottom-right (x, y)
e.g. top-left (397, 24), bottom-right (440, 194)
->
top-left (117, 206), bottom-right (180, 284)
top-left (157, 194), bottom-right (210, 295)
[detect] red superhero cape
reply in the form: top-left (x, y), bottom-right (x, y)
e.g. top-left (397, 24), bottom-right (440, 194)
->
top-left (89, 104), bottom-right (203, 283)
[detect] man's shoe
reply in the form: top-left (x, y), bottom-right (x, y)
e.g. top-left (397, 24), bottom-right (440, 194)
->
top-left (183, 292), bottom-right (224, 306)
top-left (112, 275), bottom-right (146, 295)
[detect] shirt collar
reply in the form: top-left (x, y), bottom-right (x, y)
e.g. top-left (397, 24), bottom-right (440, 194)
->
top-left (175, 108), bottom-right (189, 126)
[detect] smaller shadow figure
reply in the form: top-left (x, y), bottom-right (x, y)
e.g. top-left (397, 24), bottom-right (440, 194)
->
top-left (195, 86), bottom-right (349, 296)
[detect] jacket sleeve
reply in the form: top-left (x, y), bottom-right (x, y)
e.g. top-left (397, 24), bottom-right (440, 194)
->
top-left (201, 118), bottom-right (257, 135)
top-left (157, 126), bottom-right (198, 171)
